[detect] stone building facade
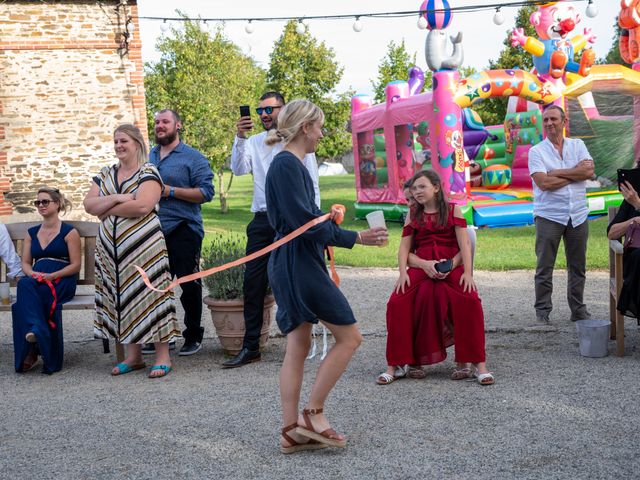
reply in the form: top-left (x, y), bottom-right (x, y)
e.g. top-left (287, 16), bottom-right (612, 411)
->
top-left (0, 0), bottom-right (147, 214)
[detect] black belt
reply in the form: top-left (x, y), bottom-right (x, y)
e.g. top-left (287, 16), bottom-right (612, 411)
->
top-left (254, 211), bottom-right (268, 217)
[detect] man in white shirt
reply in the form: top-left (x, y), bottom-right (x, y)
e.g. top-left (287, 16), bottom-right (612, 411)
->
top-left (0, 223), bottom-right (22, 279)
top-left (224, 91), bottom-right (320, 368)
top-left (528, 105), bottom-right (594, 324)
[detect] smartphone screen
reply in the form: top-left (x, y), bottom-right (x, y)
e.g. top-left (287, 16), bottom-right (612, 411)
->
top-left (239, 105), bottom-right (251, 118)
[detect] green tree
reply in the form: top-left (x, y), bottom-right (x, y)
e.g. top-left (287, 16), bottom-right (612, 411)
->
top-left (267, 20), bottom-right (351, 160)
top-left (144, 18), bottom-right (266, 213)
top-left (599, 19), bottom-right (629, 66)
top-left (371, 40), bottom-right (430, 103)
top-left (471, 6), bottom-right (538, 126)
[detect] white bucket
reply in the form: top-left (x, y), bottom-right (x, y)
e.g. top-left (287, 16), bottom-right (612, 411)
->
top-left (575, 319), bottom-right (610, 358)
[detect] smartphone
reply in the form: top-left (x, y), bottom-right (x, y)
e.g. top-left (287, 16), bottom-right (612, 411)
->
top-left (434, 259), bottom-right (453, 274)
top-left (239, 105), bottom-right (251, 118)
top-left (618, 168), bottom-right (640, 192)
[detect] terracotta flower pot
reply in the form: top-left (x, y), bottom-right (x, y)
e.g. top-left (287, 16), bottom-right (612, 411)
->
top-left (203, 295), bottom-right (275, 355)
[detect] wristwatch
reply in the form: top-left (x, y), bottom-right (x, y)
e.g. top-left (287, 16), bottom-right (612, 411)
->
top-left (169, 186), bottom-right (175, 198)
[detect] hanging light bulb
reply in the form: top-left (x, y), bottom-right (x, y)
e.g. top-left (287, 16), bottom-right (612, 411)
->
top-left (493, 7), bottom-right (505, 26)
top-left (417, 14), bottom-right (428, 30)
top-left (160, 20), bottom-right (169, 33)
top-left (302, 17), bottom-right (310, 26)
top-left (296, 20), bottom-right (306, 34)
top-left (245, 20), bottom-right (255, 34)
top-left (586, 0), bottom-right (598, 18)
top-left (353, 16), bottom-right (363, 33)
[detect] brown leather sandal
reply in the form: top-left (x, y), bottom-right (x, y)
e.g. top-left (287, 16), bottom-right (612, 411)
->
top-left (280, 423), bottom-right (327, 454)
top-left (295, 408), bottom-right (347, 448)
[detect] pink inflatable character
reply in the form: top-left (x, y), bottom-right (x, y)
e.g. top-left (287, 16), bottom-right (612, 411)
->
top-left (511, 1), bottom-right (596, 81)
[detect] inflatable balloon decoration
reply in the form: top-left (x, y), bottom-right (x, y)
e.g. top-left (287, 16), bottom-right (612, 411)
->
top-left (408, 66), bottom-right (425, 96)
top-left (510, 0), bottom-right (596, 97)
top-left (421, 0), bottom-right (468, 201)
top-left (618, 0), bottom-right (640, 66)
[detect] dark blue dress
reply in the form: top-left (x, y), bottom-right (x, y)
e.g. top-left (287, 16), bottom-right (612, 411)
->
top-left (12, 223), bottom-right (77, 374)
top-left (265, 151), bottom-right (358, 334)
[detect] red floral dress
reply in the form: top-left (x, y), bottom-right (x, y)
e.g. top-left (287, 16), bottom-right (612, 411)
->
top-left (385, 204), bottom-right (485, 366)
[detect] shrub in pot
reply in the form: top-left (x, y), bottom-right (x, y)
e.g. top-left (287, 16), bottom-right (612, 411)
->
top-left (201, 234), bottom-right (274, 355)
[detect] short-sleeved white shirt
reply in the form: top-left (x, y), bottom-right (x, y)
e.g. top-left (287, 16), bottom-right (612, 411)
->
top-left (528, 137), bottom-right (593, 227)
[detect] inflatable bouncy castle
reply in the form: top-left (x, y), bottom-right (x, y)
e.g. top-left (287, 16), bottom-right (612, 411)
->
top-left (351, 0), bottom-right (640, 227)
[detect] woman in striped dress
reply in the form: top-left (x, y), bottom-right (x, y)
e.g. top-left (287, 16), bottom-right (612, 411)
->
top-left (84, 124), bottom-right (179, 378)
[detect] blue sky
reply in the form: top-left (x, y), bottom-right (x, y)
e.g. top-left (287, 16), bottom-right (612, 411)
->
top-left (137, 0), bottom-right (619, 95)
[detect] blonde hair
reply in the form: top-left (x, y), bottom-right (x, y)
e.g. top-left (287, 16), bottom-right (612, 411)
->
top-left (114, 124), bottom-right (148, 166)
top-left (37, 187), bottom-right (72, 215)
top-left (265, 99), bottom-right (324, 146)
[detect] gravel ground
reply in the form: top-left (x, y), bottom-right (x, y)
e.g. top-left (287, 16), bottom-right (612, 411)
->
top-left (1, 268), bottom-right (639, 480)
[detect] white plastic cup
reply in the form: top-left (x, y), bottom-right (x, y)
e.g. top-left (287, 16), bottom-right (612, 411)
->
top-left (0, 282), bottom-right (10, 305)
top-left (365, 210), bottom-right (388, 247)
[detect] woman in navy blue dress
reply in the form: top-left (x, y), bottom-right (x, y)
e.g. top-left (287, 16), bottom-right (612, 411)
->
top-left (265, 100), bottom-right (387, 452)
top-left (12, 188), bottom-right (81, 374)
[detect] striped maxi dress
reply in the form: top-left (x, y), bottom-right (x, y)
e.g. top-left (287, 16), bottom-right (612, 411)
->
top-left (93, 162), bottom-right (180, 344)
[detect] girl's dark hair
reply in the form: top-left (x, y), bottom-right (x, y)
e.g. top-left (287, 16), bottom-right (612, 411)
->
top-left (408, 169), bottom-right (448, 227)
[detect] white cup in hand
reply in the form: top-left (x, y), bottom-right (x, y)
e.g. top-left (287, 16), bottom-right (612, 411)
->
top-left (366, 211), bottom-right (388, 247)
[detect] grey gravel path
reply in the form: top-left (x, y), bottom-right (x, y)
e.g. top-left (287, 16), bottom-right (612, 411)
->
top-left (1, 268), bottom-right (639, 480)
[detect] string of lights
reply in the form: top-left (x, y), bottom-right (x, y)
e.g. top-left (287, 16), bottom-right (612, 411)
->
top-left (139, 0), bottom-right (599, 34)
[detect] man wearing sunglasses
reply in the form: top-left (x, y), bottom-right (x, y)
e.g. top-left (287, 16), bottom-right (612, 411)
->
top-left (227, 91), bottom-right (320, 368)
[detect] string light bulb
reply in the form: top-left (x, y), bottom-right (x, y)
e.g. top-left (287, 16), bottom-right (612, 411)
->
top-left (353, 16), bottom-right (363, 32)
top-left (296, 19), bottom-right (306, 34)
top-left (417, 14), bottom-right (428, 30)
top-left (493, 7), bottom-right (505, 25)
top-left (160, 20), bottom-right (168, 33)
top-left (245, 20), bottom-right (255, 34)
top-left (586, 0), bottom-right (598, 18)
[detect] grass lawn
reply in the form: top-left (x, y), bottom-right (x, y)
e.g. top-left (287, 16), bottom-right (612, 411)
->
top-left (203, 173), bottom-right (609, 271)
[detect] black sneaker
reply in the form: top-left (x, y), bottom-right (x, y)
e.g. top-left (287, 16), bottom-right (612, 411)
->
top-left (141, 339), bottom-right (176, 355)
top-left (179, 341), bottom-right (202, 356)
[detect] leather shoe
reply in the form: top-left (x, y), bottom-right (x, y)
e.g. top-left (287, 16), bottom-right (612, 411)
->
top-left (222, 348), bottom-right (261, 368)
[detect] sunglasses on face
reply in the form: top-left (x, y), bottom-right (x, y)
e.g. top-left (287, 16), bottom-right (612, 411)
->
top-left (256, 106), bottom-right (282, 115)
top-left (33, 200), bottom-right (53, 207)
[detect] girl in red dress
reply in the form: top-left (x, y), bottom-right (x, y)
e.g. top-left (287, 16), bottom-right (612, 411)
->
top-left (377, 170), bottom-right (494, 386)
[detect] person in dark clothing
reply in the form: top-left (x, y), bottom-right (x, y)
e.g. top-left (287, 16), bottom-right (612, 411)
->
top-left (225, 91), bottom-right (320, 368)
top-left (144, 109), bottom-right (214, 357)
top-left (264, 99), bottom-right (386, 453)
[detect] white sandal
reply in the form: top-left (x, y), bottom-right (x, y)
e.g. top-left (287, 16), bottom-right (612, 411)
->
top-left (475, 372), bottom-right (495, 386)
top-left (376, 366), bottom-right (407, 385)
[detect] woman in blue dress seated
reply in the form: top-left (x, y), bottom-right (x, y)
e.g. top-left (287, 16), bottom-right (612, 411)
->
top-left (12, 188), bottom-right (81, 374)
top-left (265, 99), bottom-right (387, 452)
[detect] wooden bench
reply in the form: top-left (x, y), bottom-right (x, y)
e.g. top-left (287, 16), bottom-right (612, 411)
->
top-left (0, 220), bottom-right (124, 361)
top-left (608, 206), bottom-right (626, 356)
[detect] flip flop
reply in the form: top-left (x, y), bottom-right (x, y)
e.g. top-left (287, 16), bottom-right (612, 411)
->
top-left (111, 362), bottom-right (146, 376)
top-left (148, 365), bottom-right (171, 378)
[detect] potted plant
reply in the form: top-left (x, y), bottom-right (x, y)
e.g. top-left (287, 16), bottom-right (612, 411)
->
top-left (201, 234), bottom-right (275, 355)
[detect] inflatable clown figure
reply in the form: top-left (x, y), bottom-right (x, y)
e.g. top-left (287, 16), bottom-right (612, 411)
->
top-left (510, 1), bottom-right (596, 84)
top-left (618, 0), bottom-right (640, 65)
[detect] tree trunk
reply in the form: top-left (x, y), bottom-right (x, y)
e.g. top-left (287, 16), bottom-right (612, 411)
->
top-left (217, 168), bottom-right (234, 214)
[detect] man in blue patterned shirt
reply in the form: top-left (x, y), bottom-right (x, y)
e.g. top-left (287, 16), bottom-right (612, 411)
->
top-left (145, 109), bottom-right (214, 356)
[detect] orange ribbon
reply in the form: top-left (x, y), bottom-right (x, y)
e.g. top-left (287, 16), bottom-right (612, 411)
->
top-left (135, 205), bottom-right (346, 293)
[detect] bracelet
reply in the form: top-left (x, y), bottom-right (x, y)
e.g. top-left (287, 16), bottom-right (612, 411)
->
top-left (357, 232), bottom-right (362, 244)
top-left (169, 187), bottom-right (175, 198)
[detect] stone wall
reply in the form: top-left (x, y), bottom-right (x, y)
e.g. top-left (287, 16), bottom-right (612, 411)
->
top-left (0, 0), bottom-right (147, 214)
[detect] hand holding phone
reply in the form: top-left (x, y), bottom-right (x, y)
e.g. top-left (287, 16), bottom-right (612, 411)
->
top-left (237, 105), bottom-right (253, 138)
top-left (434, 258), bottom-right (453, 274)
top-left (239, 105), bottom-right (251, 118)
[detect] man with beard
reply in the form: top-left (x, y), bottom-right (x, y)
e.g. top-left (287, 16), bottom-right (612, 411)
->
top-left (144, 109), bottom-right (214, 356)
top-left (224, 92), bottom-right (320, 368)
